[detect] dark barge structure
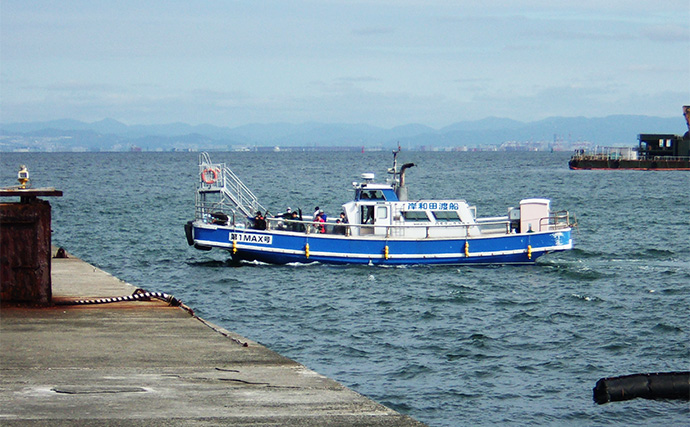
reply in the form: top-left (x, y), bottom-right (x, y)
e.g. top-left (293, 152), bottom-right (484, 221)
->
top-left (569, 106), bottom-right (690, 170)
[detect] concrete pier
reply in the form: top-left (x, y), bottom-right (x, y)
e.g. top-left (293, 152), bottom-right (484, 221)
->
top-left (0, 249), bottom-right (426, 426)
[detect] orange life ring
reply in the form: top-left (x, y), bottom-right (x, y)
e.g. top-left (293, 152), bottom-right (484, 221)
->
top-left (201, 168), bottom-right (219, 184)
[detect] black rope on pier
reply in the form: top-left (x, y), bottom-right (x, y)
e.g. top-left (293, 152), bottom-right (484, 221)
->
top-left (54, 288), bottom-right (183, 308)
top-left (53, 288), bottom-right (252, 346)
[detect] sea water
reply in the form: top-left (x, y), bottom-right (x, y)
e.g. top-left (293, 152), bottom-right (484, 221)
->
top-left (1, 150), bottom-right (688, 426)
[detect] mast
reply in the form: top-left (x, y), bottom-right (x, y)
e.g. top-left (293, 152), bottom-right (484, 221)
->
top-left (388, 144), bottom-right (414, 201)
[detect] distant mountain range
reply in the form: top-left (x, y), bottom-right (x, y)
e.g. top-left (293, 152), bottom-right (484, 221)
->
top-left (1, 114), bottom-right (687, 152)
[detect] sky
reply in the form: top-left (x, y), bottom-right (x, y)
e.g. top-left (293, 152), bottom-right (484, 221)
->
top-left (1, 1), bottom-right (689, 128)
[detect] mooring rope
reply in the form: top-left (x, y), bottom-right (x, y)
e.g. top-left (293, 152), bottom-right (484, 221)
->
top-left (53, 288), bottom-right (248, 346)
top-left (54, 288), bottom-right (181, 307)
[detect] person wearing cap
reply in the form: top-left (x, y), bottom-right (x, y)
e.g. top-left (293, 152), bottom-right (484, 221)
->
top-left (289, 210), bottom-right (305, 232)
top-left (253, 211), bottom-right (266, 230)
top-left (274, 207), bottom-right (292, 230)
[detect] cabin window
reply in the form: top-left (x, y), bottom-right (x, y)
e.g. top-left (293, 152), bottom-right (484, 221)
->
top-left (432, 211), bottom-right (460, 222)
top-left (376, 206), bottom-right (388, 219)
top-left (359, 190), bottom-right (383, 200)
top-left (402, 211), bottom-right (430, 222)
top-left (368, 190), bottom-right (384, 200)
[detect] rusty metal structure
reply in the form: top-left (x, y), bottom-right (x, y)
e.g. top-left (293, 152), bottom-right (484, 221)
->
top-left (1, 187), bottom-right (62, 305)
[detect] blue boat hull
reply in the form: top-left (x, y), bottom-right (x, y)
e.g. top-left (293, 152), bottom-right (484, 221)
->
top-left (190, 221), bottom-right (572, 266)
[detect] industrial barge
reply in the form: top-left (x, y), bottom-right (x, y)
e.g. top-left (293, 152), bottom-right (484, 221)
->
top-left (569, 106), bottom-right (690, 170)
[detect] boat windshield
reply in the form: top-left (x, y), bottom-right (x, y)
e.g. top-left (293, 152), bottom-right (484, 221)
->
top-left (356, 188), bottom-right (398, 201)
top-left (402, 211), bottom-right (430, 222)
top-left (432, 211), bottom-right (460, 222)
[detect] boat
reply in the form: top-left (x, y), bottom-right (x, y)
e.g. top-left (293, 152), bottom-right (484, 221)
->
top-left (185, 149), bottom-right (574, 265)
top-left (569, 106), bottom-right (690, 170)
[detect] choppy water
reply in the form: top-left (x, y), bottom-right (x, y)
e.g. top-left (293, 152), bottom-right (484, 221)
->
top-left (2, 150), bottom-right (688, 426)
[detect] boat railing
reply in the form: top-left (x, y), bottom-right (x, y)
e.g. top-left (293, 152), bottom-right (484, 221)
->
top-left (570, 147), bottom-right (638, 161)
top-left (195, 194), bottom-right (235, 223)
top-left (218, 163), bottom-right (267, 217)
top-left (647, 155), bottom-right (690, 161)
top-left (540, 210), bottom-right (570, 232)
top-left (196, 152), bottom-right (266, 220)
top-left (571, 149), bottom-right (690, 163)
top-left (263, 218), bottom-right (483, 238)
top-left (259, 213), bottom-right (570, 237)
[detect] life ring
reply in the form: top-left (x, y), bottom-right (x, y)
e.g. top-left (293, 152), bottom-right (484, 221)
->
top-left (201, 168), bottom-right (219, 184)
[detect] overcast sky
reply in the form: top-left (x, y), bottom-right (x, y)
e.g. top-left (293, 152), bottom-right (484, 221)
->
top-left (2, 1), bottom-right (688, 128)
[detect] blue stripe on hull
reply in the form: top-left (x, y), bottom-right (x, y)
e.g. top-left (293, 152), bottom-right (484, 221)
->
top-left (192, 223), bottom-right (572, 266)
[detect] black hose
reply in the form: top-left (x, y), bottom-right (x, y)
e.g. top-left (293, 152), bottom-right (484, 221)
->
top-left (593, 371), bottom-right (690, 404)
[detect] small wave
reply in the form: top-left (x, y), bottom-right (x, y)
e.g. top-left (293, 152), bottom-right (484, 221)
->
top-left (446, 351), bottom-right (504, 363)
top-left (626, 248), bottom-right (676, 261)
top-left (660, 286), bottom-right (690, 295)
top-left (446, 388), bottom-right (482, 399)
top-left (467, 332), bottom-right (492, 341)
top-left (420, 310), bottom-right (437, 319)
top-left (494, 392), bottom-right (522, 400)
top-left (333, 344), bottom-right (370, 358)
top-left (460, 333), bottom-right (497, 350)
top-left (569, 247), bottom-right (605, 259)
top-left (425, 293), bottom-right (477, 304)
top-left (537, 359), bottom-right (567, 371)
top-left (549, 311), bottom-right (586, 321)
top-left (473, 366), bottom-right (505, 377)
top-left (495, 298), bottom-right (540, 307)
top-left (389, 363), bottom-right (432, 380)
top-left (187, 259), bottom-right (238, 268)
top-left (570, 293), bottom-right (603, 303)
top-left (237, 259), bottom-right (273, 267)
top-left (601, 342), bottom-right (631, 353)
top-left (374, 263), bottom-right (408, 269)
top-left (652, 323), bottom-right (684, 333)
top-left (510, 311), bottom-right (540, 322)
top-left (551, 264), bottom-right (610, 281)
top-left (446, 350), bottom-right (471, 361)
top-left (379, 400), bottom-right (413, 413)
top-left (305, 302), bottom-right (338, 313)
top-left (284, 261), bottom-right (321, 267)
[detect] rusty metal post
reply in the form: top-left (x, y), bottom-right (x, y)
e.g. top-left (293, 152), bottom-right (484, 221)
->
top-left (0, 188), bottom-right (62, 305)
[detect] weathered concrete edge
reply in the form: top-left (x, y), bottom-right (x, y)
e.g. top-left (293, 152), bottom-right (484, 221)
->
top-left (40, 246), bottom-right (428, 425)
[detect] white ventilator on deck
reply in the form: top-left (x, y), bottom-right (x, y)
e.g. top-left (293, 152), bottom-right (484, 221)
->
top-left (519, 198), bottom-right (551, 233)
top-left (196, 152), bottom-right (266, 220)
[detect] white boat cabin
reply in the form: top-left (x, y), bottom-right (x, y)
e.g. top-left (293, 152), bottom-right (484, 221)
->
top-left (341, 174), bottom-right (553, 238)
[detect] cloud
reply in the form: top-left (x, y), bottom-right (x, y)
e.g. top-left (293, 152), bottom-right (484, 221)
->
top-left (1, 1), bottom-right (687, 126)
top-left (643, 24), bottom-right (690, 43)
top-left (351, 27), bottom-right (396, 36)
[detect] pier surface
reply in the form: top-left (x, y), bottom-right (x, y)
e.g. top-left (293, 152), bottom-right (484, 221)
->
top-left (0, 250), bottom-right (425, 426)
